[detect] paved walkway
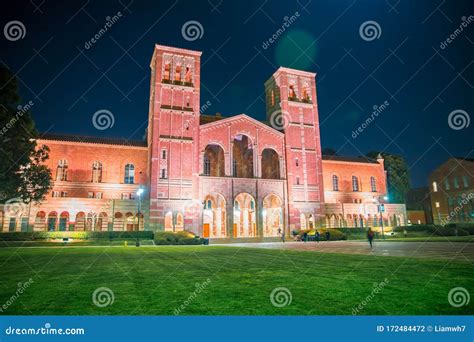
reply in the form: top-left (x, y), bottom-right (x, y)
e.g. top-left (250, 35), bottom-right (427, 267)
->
top-left (218, 241), bottom-right (474, 261)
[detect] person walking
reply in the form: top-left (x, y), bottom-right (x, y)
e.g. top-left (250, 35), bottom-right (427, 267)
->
top-left (281, 230), bottom-right (286, 243)
top-left (325, 230), bottom-right (330, 242)
top-left (303, 231), bottom-right (308, 243)
top-left (316, 231), bottom-right (320, 243)
top-left (367, 228), bottom-right (375, 248)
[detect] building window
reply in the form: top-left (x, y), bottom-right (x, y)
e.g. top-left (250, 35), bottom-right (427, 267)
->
top-left (56, 159), bottom-right (68, 181)
top-left (92, 161), bottom-right (102, 183)
top-left (271, 89), bottom-right (275, 106)
top-left (332, 175), bottom-right (339, 191)
top-left (124, 164), bottom-right (135, 184)
top-left (462, 176), bottom-right (469, 188)
top-left (352, 176), bottom-right (359, 192)
top-left (95, 192), bottom-right (102, 199)
top-left (185, 66), bottom-right (192, 83)
top-left (164, 63), bottom-right (171, 80)
top-left (296, 158), bottom-right (299, 167)
top-left (204, 154), bottom-right (211, 176)
top-left (288, 84), bottom-right (297, 99)
top-left (435, 202), bottom-right (440, 208)
top-left (432, 181), bottom-right (438, 192)
top-left (174, 65), bottom-right (182, 81)
top-left (296, 176), bottom-right (300, 185)
top-left (52, 191), bottom-right (60, 198)
top-left (61, 191), bottom-right (67, 198)
top-left (445, 178), bottom-right (450, 190)
top-left (232, 159), bottom-right (237, 177)
top-left (160, 168), bottom-right (167, 179)
top-left (370, 176), bottom-right (376, 192)
top-left (454, 177), bottom-right (459, 189)
top-left (88, 192), bottom-right (94, 198)
top-left (162, 149), bottom-right (167, 160)
top-left (121, 193), bottom-right (130, 200)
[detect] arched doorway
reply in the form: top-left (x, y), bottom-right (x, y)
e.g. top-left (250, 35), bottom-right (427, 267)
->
top-left (114, 212), bottom-right (124, 231)
top-left (75, 212), bottom-right (86, 231)
top-left (59, 212), bottom-right (69, 231)
top-left (175, 212), bottom-right (184, 231)
top-left (233, 193), bottom-right (256, 237)
top-left (125, 212), bottom-right (135, 231)
top-left (262, 194), bottom-right (283, 237)
top-left (98, 212), bottom-right (108, 231)
top-left (232, 134), bottom-right (254, 178)
top-left (261, 149), bottom-right (280, 179)
top-left (164, 211), bottom-right (173, 231)
top-left (47, 212), bottom-right (58, 231)
top-left (203, 144), bottom-right (225, 176)
top-left (308, 214), bottom-right (315, 229)
top-left (203, 194), bottom-right (227, 238)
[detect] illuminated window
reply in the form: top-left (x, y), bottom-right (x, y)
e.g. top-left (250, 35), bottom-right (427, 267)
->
top-left (174, 65), bottom-right (182, 81)
top-left (124, 164), bottom-right (135, 184)
top-left (56, 159), bottom-right (68, 181)
top-left (332, 175), bottom-right (339, 191)
top-left (432, 182), bottom-right (438, 192)
top-left (444, 178), bottom-right (450, 190)
top-left (370, 176), bottom-right (376, 192)
top-left (352, 176), bottom-right (359, 192)
top-left (454, 177), bottom-right (459, 189)
top-left (271, 89), bottom-right (275, 106)
top-left (164, 63), bottom-right (171, 80)
top-left (435, 202), bottom-right (440, 208)
top-left (462, 176), bottom-right (469, 188)
top-left (92, 161), bottom-right (102, 183)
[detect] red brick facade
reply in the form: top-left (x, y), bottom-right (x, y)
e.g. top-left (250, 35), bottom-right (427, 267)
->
top-left (0, 44), bottom-right (407, 236)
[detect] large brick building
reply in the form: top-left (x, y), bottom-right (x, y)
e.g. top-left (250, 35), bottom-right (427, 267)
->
top-left (1, 44), bottom-right (406, 237)
top-left (429, 157), bottom-right (474, 225)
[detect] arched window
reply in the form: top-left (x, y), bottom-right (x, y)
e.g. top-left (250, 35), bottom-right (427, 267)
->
top-left (124, 164), bottom-right (135, 184)
top-left (92, 161), bottom-right (102, 183)
top-left (56, 159), bottom-right (68, 181)
top-left (370, 176), bottom-right (376, 192)
top-left (204, 154), bottom-right (211, 176)
top-left (203, 144), bottom-right (225, 177)
top-left (185, 66), bottom-right (192, 83)
top-left (174, 65), bottom-right (182, 81)
top-left (164, 63), bottom-right (171, 80)
top-left (261, 149), bottom-right (280, 179)
top-left (289, 84), bottom-right (297, 99)
top-left (352, 176), bottom-right (359, 192)
top-left (332, 175), bottom-right (339, 191)
top-left (232, 135), bottom-right (253, 178)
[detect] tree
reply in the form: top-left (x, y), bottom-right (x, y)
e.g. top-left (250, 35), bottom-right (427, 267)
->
top-left (0, 65), bottom-right (52, 204)
top-left (322, 147), bottom-right (338, 156)
top-left (366, 151), bottom-right (410, 204)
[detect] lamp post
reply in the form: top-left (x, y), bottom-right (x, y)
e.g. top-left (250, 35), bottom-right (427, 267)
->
top-left (378, 196), bottom-right (388, 240)
top-left (136, 187), bottom-right (144, 247)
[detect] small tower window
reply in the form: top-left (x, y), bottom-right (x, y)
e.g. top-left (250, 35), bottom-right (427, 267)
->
top-left (370, 176), bottom-right (376, 192)
top-left (296, 176), bottom-right (300, 185)
top-left (295, 158), bottom-right (299, 167)
top-left (185, 66), bottom-right (192, 83)
top-left (332, 175), bottom-right (339, 191)
top-left (174, 65), bottom-right (182, 81)
top-left (271, 89), bottom-right (275, 106)
top-left (289, 85), bottom-right (297, 99)
top-left (56, 159), bottom-right (68, 181)
top-left (164, 63), bottom-right (171, 80)
top-left (352, 176), bottom-right (359, 192)
top-left (162, 149), bottom-right (167, 160)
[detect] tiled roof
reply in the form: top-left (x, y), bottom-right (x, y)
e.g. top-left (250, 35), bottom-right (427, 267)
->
top-left (38, 133), bottom-right (147, 147)
top-left (322, 155), bottom-right (379, 164)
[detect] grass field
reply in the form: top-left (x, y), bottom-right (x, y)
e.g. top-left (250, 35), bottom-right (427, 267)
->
top-left (0, 246), bottom-right (472, 315)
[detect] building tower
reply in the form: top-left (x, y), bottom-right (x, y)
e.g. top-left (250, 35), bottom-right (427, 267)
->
top-left (264, 67), bottom-right (325, 231)
top-left (147, 45), bottom-right (202, 231)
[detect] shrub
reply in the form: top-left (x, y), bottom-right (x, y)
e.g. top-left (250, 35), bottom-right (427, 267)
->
top-left (154, 232), bottom-right (179, 244)
top-left (175, 230), bottom-right (196, 239)
top-left (178, 238), bottom-right (204, 245)
top-left (298, 229), bottom-right (347, 241)
top-left (433, 227), bottom-right (469, 236)
top-left (154, 238), bottom-right (172, 245)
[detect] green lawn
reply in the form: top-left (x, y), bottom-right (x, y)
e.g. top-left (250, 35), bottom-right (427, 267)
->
top-left (0, 246), bottom-right (472, 315)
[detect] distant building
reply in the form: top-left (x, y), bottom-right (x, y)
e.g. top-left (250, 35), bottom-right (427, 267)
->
top-left (429, 157), bottom-right (474, 225)
top-left (406, 187), bottom-right (433, 224)
top-left (0, 44), bottom-right (406, 237)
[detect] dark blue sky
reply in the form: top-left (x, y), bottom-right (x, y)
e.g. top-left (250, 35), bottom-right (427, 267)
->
top-left (1, 0), bottom-right (473, 187)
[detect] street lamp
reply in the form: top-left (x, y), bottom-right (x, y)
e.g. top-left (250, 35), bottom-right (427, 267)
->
top-left (136, 187), bottom-right (144, 247)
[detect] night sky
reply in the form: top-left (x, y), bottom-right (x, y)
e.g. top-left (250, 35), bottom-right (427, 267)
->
top-left (1, 0), bottom-right (473, 187)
